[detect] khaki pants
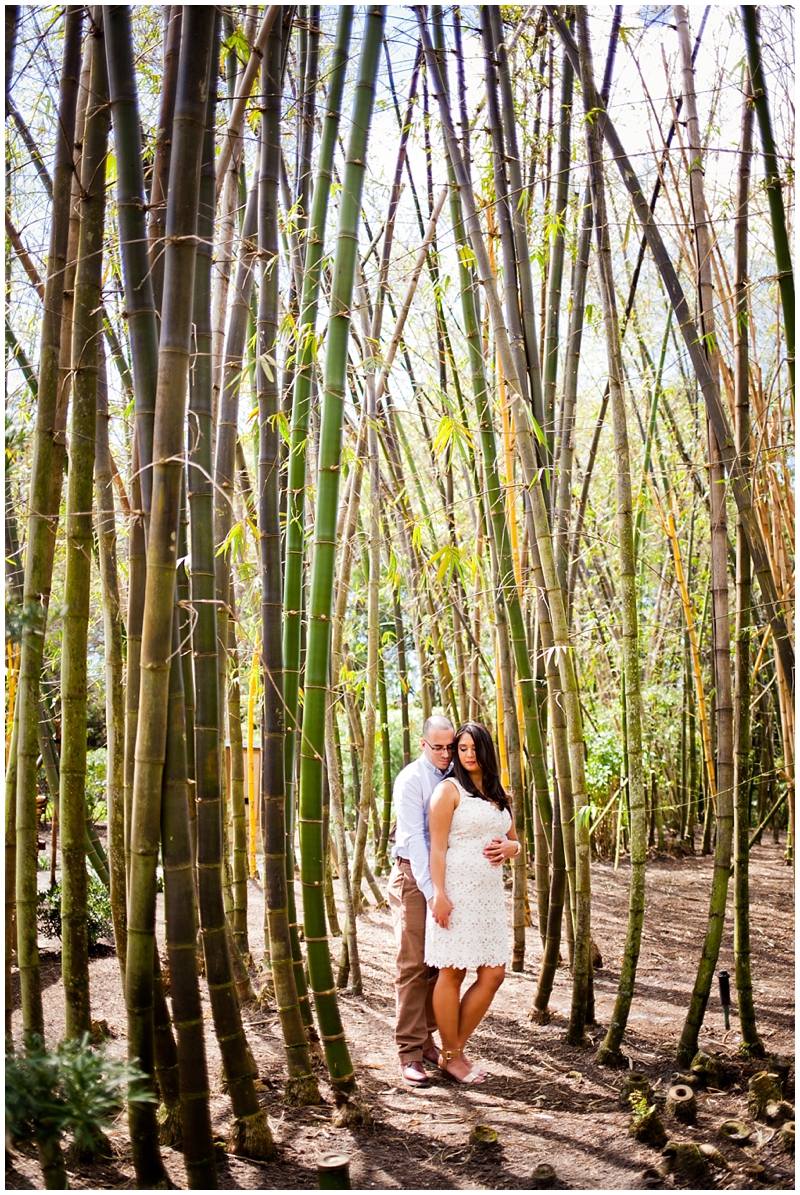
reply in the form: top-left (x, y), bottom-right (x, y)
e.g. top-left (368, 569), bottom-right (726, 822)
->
top-left (387, 859), bottom-right (438, 1062)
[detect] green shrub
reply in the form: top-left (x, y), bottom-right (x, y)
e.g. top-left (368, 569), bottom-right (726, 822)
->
top-left (37, 875), bottom-right (114, 947)
top-left (85, 748), bottom-right (108, 823)
top-left (6, 1034), bottom-right (154, 1156)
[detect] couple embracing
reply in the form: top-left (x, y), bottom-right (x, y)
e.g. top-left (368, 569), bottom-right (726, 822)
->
top-left (387, 716), bottom-right (521, 1086)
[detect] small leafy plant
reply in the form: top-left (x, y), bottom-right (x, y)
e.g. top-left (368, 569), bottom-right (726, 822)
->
top-left (37, 875), bottom-right (114, 947)
top-left (6, 1034), bottom-right (155, 1160)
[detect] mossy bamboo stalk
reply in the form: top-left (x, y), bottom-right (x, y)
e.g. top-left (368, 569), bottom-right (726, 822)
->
top-left (94, 342), bottom-right (127, 976)
top-left (297, 5), bottom-right (384, 1120)
top-left (731, 80), bottom-right (763, 1058)
top-left (59, 11), bottom-right (109, 1040)
top-left (255, 4), bottom-right (319, 1103)
top-left (126, 14), bottom-right (217, 1185)
top-left (15, 5), bottom-right (83, 1042)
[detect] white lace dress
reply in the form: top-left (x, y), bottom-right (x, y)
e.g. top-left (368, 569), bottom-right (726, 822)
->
top-left (424, 780), bottom-right (511, 970)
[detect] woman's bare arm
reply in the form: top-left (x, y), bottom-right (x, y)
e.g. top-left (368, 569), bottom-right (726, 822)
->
top-left (428, 779), bottom-right (459, 928)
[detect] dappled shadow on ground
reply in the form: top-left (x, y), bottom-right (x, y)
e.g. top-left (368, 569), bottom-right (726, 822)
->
top-left (7, 842), bottom-right (794, 1190)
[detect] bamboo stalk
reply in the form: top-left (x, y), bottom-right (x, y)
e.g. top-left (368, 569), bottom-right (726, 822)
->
top-left (731, 77), bottom-right (763, 1057)
top-left (741, 5), bottom-right (794, 399)
top-left (548, 7), bottom-right (794, 696)
top-left (297, 5), bottom-right (385, 1121)
top-left (15, 4), bottom-right (83, 1045)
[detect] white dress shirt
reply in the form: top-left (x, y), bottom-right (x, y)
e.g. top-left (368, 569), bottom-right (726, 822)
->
top-left (392, 754), bottom-right (452, 902)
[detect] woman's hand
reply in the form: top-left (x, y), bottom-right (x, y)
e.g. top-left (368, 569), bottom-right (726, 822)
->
top-left (483, 837), bottom-right (520, 866)
top-left (429, 891), bottom-right (454, 929)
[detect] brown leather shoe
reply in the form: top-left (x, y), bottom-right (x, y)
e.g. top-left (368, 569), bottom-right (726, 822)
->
top-left (400, 1059), bottom-right (429, 1086)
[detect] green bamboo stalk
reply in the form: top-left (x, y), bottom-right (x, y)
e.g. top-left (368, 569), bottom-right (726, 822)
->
top-left (547, 7), bottom-right (794, 696)
top-left (94, 341), bottom-right (127, 976)
top-left (376, 652), bottom-right (393, 872)
top-left (147, 4), bottom-right (182, 317)
top-left (731, 77), bottom-right (763, 1059)
top-left (105, 5), bottom-right (161, 901)
top-left (674, 4), bottom-right (735, 1067)
top-left (575, 9), bottom-right (646, 1064)
top-left (741, 5), bottom-right (794, 398)
top-left (227, 612), bottom-right (250, 958)
top-left (181, 15), bottom-right (274, 1159)
top-left (59, 13), bottom-right (109, 1040)
top-left (161, 609), bottom-right (218, 1188)
top-left (212, 168), bottom-right (259, 953)
top-left (255, 54), bottom-right (321, 1064)
top-left (15, 5), bottom-right (83, 1043)
top-left (126, 13), bottom-right (217, 1186)
top-left (105, 4), bottom-right (160, 518)
top-left (297, 5), bottom-right (384, 1123)
top-left (488, 6), bottom-right (546, 447)
top-left (282, 4), bottom-right (353, 1026)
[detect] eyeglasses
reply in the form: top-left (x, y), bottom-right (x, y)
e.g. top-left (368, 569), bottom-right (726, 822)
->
top-left (423, 741), bottom-right (454, 754)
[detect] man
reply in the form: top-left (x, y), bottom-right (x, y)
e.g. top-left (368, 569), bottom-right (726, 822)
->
top-left (387, 714), bottom-right (455, 1086)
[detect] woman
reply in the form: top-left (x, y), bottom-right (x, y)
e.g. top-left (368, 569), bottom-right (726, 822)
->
top-left (425, 721), bottom-right (521, 1083)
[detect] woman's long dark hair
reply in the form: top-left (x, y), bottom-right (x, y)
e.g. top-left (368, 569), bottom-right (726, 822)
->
top-left (451, 722), bottom-right (511, 813)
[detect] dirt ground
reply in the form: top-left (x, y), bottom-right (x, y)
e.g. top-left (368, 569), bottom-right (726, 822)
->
top-left (7, 838), bottom-right (795, 1191)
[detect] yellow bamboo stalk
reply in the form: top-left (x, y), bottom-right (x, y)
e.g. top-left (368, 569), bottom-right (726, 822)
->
top-left (751, 623), bottom-right (772, 684)
top-left (6, 641), bottom-right (20, 765)
top-left (487, 204), bottom-right (526, 746)
top-left (246, 648), bottom-right (259, 878)
top-left (495, 633), bottom-right (510, 791)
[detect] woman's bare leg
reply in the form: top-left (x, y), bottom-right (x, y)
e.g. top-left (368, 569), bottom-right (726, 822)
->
top-left (433, 966), bottom-right (474, 1080)
top-left (457, 964), bottom-right (506, 1054)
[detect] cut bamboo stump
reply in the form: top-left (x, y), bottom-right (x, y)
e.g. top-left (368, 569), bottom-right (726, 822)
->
top-left (630, 1105), bottom-right (667, 1148)
top-left (530, 1163), bottom-right (557, 1188)
top-left (661, 1140), bottom-right (707, 1182)
top-left (666, 1083), bottom-right (697, 1124)
top-left (778, 1121), bottom-right (795, 1152)
top-left (699, 1143), bottom-right (729, 1170)
top-left (748, 1070), bottom-right (783, 1119)
top-left (619, 1072), bottom-right (653, 1108)
top-left (690, 1050), bottom-right (727, 1089)
top-left (469, 1125), bottom-right (499, 1147)
top-left (718, 1119), bottom-right (751, 1146)
top-left (317, 1153), bottom-right (352, 1189)
top-left (765, 1099), bottom-right (795, 1127)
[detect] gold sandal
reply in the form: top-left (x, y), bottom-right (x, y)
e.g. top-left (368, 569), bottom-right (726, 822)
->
top-left (438, 1048), bottom-right (486, 1085)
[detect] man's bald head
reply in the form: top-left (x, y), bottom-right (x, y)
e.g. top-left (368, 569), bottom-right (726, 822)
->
top-left (423, 715), bottom-right (454, 738)
top-left (421, 715), bottom-right (454, 768)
